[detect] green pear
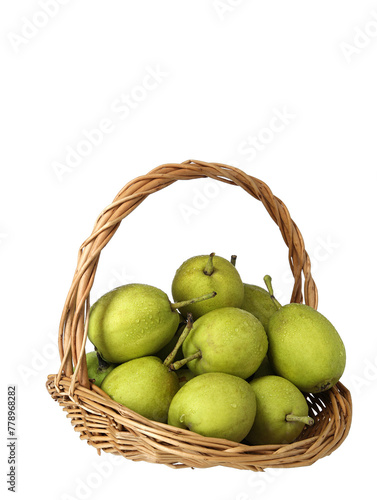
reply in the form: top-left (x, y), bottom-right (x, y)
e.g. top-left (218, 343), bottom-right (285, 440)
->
top-left (88, 283), bottom-right (215, 364)
top-left (264, 276), bottom-right (346, 393)
top-left (172, 253), bottom-right (244, 319)
top-left (101, 356), bottom-right (180, 423)
top-left (168, 372), bottom-right (257, 442)
top-left (170, 307), bottom-right (268, 380)
top-left (242, 284), bottom-right (277, 331)
top-left (246, 375), bottom-right (314, 445)
top-left (86, 351), bottom-right (116, 387)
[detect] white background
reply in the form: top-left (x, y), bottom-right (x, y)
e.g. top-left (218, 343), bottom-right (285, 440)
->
top-left (1, 1), bottom-right (376, 499)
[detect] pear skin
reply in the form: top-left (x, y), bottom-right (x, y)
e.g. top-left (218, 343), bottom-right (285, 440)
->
top-left (168, 372), bottom-right (256, 442)
top-left (242, 284), bottom-right (277, 331)
top-left (101, 356), bottom-right (180, 423)
top-left (88, 284), bottom-right (180, 364)
top-left (172, 254), bottom-right (244, 319)
top-left (246, 375), bottom-right (314, 445)
top-left (181, 307), bottom-right (268, 379)
top-left (267, 303), bottom-right (346, 393)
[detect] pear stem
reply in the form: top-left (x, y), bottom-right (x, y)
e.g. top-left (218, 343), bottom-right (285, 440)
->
top-left (285, 414), bottom-right (315, 426)
top-left (171, 291), bottom-right (216, 311)
top-left (96, 350), bottom-right (111, 372)
top-left (203, 252), bottom-right (215, 276)
top-left (230, 255), bottom-right (237, 266)
top-left (169, 351), bottom-right (202, 371)
top-left (263, 275), bottom-right (282, 310)
top-left (163, 314), bottom-right (193, 367)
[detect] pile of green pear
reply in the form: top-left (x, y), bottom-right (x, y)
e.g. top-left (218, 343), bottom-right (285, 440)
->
top-left (85, 252), bottom-right (346, 445)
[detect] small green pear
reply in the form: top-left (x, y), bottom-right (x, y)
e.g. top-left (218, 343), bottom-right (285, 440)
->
top-left (246, 375), bottom-right (314, 445)
top-left (88, 283), bottom-right (215, 364)
top-left (172, 253), bottom-right (244, 319)
top-left (86, 351), bottom-right (116, 387)
top-left (242, 284), bottom-right (277, 331)
top-left (101, 356), bottom-right (180, 423)
top-left (170, 307), bottom-right (268, 380)
top-left (264, 276), bottom-right (346, 393)
top-left (168, 372), bottom-right (257, 442)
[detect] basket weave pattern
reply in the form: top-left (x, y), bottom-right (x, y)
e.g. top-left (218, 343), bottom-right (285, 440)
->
top-left (46, 160), bottom-right (352, 470)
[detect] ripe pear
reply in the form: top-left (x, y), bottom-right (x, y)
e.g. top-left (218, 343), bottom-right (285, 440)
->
top-left (168, 372), bottom-right (257, 442)
top-left (88, 283), bottom-right (215, 364)
top-left (264, 276), bottom-right (346, 393)
top-left (242, 284), bottom-right (277, 331)
top-left (101, 356), bottom-right (180, 423)
top-left (170, 307), bottom-right (268, 380)
top-left (86, 351), bottom-right (116, 387)
top-left (172, 253), bottom-right (244, 319)
top-left (246, 375), bottom-right (314, 445)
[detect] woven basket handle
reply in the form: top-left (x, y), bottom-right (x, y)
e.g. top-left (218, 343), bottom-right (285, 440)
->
top-left (56, 160), bottom-right (317, 390)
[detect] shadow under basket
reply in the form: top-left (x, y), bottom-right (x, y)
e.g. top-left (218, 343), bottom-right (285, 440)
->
top-left (46, 160), bottom-right (352, 471)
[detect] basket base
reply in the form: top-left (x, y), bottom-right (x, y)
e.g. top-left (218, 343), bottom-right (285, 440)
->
top-left (46, 374), bottom-right (352, 471)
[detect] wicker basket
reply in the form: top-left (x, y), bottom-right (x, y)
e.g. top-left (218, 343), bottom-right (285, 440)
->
top-left (46, 159), bottom-right (352, 470)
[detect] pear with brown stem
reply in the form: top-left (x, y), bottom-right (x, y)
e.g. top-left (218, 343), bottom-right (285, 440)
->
top-left (170, 307), bottom-right (268, 380)
top-left (246, 375), bottom-right (314, 445)
top-left (263, 275), bottom-right (346, 393)
top-left (88, 283), bottom-right (216, 364)
top-left (172, 253), bottom-right (244, 319)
